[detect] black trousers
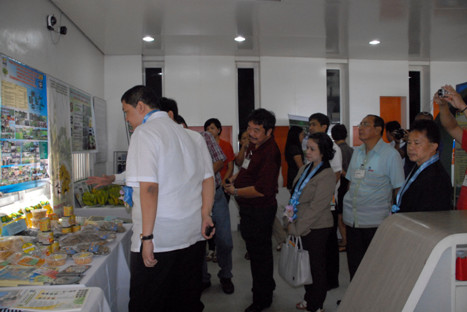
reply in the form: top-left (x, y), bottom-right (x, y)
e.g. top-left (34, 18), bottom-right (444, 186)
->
top-left (239, 204), bottom-right (276, 307)
top-left (325, 210), bottom-right (339, 289)
top-left (345, 225), bottom-right (377, 280)
top-left (129, 240), bottom-right (205, 312)
top-left (302, 227), bottom-right (332, 312)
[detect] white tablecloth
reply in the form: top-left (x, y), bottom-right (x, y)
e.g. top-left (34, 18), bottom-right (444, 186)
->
top-left (78, 223), bottom-right (132, 312)
top-left (0, 286), bottom-right (111, 312)
top-left (76, 206), bottom-right (131, 219)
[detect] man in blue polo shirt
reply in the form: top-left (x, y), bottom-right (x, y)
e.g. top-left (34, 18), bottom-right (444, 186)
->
top-left (343, 114), bottom-right (404, 280)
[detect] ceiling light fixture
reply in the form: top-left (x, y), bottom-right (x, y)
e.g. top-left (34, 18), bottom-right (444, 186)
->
top-left (143, 36), bottom-right (155, 42)
top-left (369, 39), bottom-right (380, 45)
top-left (235, 36), bottom-right (245, 42)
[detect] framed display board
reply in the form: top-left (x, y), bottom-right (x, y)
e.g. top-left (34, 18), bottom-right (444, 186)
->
top-left (70, 88), bottom-right (97, 153)
top-left (0, 54), bottom-right (49, 193)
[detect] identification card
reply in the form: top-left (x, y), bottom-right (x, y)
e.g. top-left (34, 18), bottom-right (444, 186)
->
top-left (354, 169), bottom-right (365, 179)
top-left (463, 174), bottom-right (467, 187)
top-left (242, 158), bottom-right (251, 170)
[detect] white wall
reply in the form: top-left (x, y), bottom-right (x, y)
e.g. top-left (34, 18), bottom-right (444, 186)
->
top-left (260, 57), bottom-right (327, 125)
top-left (103, 55), bottom-right (143, 173)
top-left (348, 60), bottom-right (409, 143)
top-left (430, 62), bottom-right (467, 95)
top-left (0, 0), bottom-right (104, 97)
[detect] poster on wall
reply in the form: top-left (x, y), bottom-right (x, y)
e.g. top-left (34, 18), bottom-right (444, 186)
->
top-left (48, 77), bottom-right (73, 210)
top-left (0, 55), bottom-right (49, 193)
top-left (70, 88), bottom-right (97, 153)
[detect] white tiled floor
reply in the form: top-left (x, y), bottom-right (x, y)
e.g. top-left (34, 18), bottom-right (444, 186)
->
top-left (202, 231), bottom-right (349, 312)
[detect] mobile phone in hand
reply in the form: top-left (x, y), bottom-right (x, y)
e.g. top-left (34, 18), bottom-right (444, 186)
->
top-left (205, 225), bottom-right (214, 236)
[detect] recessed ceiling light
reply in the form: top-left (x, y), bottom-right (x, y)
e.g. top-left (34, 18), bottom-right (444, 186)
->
top-left (235, 36), bottom-right (245, 42)
top-left (143, 36), bottom-right (155, 42)
top-left (369, 39), bottom-right (380, 45)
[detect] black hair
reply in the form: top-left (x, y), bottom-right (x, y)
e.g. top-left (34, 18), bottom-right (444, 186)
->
top-left (159, 97), bottom-right (179, 120)
top-left (385, 121), bottom-right (401, 133)
top-left (415, 111), bottom-right (434, 121)
top-left (410, 120), bottom-right (440, 145)
top-left (175, 115), bottom-right (187, 127)
top-left (204, 118), bottom-right (222, 134)
top-left (308, 113), bottom-right (330, 131)
top-left (331, 124), bottom-right (348, 141)
top-left (121, 85), bottom-right (160, 109)
top-left (285, 126), bottom-right (304, 152)
top-left (308, 132), bottom-right (335, 163)
top-left (367, 114), bottom-right (385, 136)
top-left (247, 108), bottom-right (276, 133)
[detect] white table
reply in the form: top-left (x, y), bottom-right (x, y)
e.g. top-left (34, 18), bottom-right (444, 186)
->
top-left (78, 223), bottom-right (132, 312)
top-left (76, 206), bottom-right (131, 220)
top-left (0, 286), bottom-right (111, 312)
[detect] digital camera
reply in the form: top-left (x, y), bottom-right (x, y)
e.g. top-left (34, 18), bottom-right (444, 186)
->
top-left (393, 128), bottom-right (406, 140)
top-left (437, 88), bottom-right (448, 98)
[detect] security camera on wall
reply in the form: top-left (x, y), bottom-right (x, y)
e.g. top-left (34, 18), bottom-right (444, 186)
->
top-left (47, 15), bottom-right (56, 30)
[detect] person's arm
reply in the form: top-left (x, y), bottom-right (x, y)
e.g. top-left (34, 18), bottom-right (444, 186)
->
top-left (201, 177), bottom-right (215, 239)
top-left (222, 161), bottom-right (234, 185)
top-left (140, 181), bottom-right (159, 268)
top-left (86, 174), bottom-right (115, 188)
top-left (213, 160), bottom-right (224, 173)
top-left (436, 86), bottom-right (464, 142)
top-left (235, 144), bottom-right (248, 167)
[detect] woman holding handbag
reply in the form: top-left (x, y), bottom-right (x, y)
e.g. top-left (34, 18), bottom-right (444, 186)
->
top-left (284, 132), bottom-right (336, 312)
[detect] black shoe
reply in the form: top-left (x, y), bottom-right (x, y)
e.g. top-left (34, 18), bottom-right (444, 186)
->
top-left (244, 302), bottom-right (270, 312)
top-left (220, 278), bottom-right (234, 294)
top-left (201, 281), bottom-right (211, 292)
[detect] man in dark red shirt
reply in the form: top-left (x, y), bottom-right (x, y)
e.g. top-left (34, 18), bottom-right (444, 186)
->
top-left (225, 108), bottom-right (281, 312)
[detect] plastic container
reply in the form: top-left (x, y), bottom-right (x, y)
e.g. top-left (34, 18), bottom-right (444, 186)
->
top-left (31, 209), bottom-right (47, 219)
top-left (72, 252), bottom-right (93, 265)
top-left (456, 250), bottom-right (467, 281)
top-left (46, 253), bottom-right (67, 266)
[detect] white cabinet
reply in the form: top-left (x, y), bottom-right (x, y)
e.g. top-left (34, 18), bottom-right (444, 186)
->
top-left (338, 211), bottom-right (467, 312)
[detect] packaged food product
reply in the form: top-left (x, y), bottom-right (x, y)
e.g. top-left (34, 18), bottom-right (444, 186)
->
top-left (60, 216), bottom-right (71, 227)
top-left (16, 254), bottom-right (45, 267)
top-left (30, 218), bottom-right (41, 229)
top-left (37, 231), bottom-right (54, 245)
top-left (61, 226), bottom-right (72, 234)
top-left (51, 241), bottom-right (60, 253)
top-left (72, 225), bottom-right (81, 232)
top-left (69, 215), bottom-right (76, 225)
top-left (46, 253), bottom-right (67, 266)
top-left (39, 217), bottom-right (51, 232)
top-left (49, 213), bottom-right (59, 221)
top-left (63, 206), bottom-right (74, 217)
top-left (38, 244), bottom-right (52, 256)
top-left (31, 209), bottom-right (47, 219)
top-left (72, 252), bottom-right (93, 265)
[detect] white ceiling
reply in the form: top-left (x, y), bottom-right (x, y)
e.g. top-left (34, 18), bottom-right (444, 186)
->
top-left (51, 0), bottom-right (467, 61)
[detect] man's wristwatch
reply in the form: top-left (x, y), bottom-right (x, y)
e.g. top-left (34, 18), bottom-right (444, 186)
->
top-left (140, 234), bottom-right (153, 241)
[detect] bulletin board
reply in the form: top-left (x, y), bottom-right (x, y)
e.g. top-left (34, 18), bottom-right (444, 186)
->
top-left (0, 55), bottom-right (49, 193)
top-left (70, 88), bottom-right (97, 153)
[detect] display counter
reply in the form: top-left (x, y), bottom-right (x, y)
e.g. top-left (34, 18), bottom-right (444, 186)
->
top-left (0, 285), bottom-right (111, 312)
top-left (338, 210), bottom-right (467, 312)
top-left (76, 206), bottom-right (131, 220)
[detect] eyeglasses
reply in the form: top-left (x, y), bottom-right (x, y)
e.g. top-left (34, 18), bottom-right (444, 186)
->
top-left (358, 122), bottom-right (373, 128)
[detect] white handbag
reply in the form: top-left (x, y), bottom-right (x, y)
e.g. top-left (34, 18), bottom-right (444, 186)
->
top-left (278, 235), bottom-right (313, 287)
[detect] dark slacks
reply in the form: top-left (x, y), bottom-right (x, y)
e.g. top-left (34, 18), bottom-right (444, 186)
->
top-left (129, 240), bottom-right (205, 312)
top-left (302, 227), bottom-right (332, 312)
top-left (325, 210), bottom-right (339, 289)
top-left (345, 225), bottom-right (377, 280)
top-left (239, 204), bottom-right (277, 307)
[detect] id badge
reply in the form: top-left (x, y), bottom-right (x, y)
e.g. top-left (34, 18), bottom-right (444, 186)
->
top-left (354, 169), bottom-right (365, 179)
top-left (463, 174), bottom-right (467, 187)
top-left (242, 158), bottom-right (251, 170)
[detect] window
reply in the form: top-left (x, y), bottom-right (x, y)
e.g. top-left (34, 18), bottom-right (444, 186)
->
top-left (236, 62), bottom-right (259, 136)
top-left (72, 153), bottom-right (93, 182)
top-left (327, 69), bottom-right (341, 123)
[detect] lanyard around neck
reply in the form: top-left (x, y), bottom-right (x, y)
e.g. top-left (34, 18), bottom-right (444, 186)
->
top-left (392, 153), bottom-right (439, 212)
top-left (142, 109), bottom-right (159, 124)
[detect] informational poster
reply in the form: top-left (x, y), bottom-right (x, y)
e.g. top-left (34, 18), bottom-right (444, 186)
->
top-left (48, 77), bottom-right (73, 210)
top-left (70, 88), bottom-right (97, 153)
top-left (0, 55), bottom-right (49, 193)
top-left (93, 97), bottom-right (107, 163)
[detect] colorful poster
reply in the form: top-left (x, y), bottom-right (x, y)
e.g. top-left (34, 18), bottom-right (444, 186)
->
top-left (0, 55), bottom-right (49, 193)
top-left (70, 88), bottom-right (97, 152)
top-left (48, 77), bottom-right (73, 210)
